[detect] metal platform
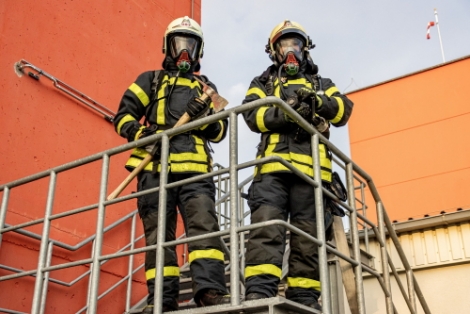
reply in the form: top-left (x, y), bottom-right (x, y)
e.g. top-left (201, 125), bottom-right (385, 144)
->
top-left (128, 297), bottom-right (321, 314)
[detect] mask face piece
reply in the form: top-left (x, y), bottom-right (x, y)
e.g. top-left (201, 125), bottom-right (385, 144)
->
top-left (176, 50), bottom-right (191, 72)
top-left (284, 52), bottom-right (299, 76)
top-left (169, 35), bottom-right (200, 60)
top-left (275, 36), bottom-right (304, 76)
top-left (275, 36), bottom-right (304, 62)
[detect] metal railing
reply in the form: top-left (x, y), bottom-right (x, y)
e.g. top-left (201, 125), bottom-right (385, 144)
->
top-left (0, 97), bottom-right (431, 314)
top-left (14, 59), bottom-right (116, 123)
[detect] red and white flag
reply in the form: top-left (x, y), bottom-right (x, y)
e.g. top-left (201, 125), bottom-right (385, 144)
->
top-left (426, 21), bottom-right (435, 39)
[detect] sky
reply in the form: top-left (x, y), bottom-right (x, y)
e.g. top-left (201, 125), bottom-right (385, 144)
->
top-left (199, 0), bottom-right (470, 181)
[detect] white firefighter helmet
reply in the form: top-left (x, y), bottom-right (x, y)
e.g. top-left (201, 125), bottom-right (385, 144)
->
top-left (162, 16), bottom-right (204, 61)
top-left (266, 19), bottom-right (312, 65)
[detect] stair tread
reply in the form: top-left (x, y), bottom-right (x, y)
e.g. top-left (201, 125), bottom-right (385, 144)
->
top-left (126, 296), bottom-right (320, 314)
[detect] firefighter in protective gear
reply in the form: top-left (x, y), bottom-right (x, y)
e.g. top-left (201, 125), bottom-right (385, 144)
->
top-left (113, 16), bottom-right (229, 313)
top-left (242, 20), bottom-right (353, 310)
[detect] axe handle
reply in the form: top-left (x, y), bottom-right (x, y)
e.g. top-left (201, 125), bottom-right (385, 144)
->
top-left (107, 112), bottom-right (192, 201)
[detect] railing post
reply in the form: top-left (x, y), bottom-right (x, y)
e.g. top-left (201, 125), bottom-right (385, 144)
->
top-left (154, 134), bottom-right (170, 314)
top-left (88, 154), bottom-right (110, 313)
top-left (229, 112), bottom-right (241, 305)
top-left (31, 172), bottom-right (57, 314)
top-left (376, 201), bottom-right (394, 314)
top-left (39, 241), bottom-right (54, 314)
top-left (0, 187), bottom-right (10, 249)
top-left (125, 214), bottom-right (137, 311)
top-left (383, 212), bottom-right (431, 314)
top-left (312, 134), bottom-right (331, 314)
top-left (346, 163), bottom-right (366, 314)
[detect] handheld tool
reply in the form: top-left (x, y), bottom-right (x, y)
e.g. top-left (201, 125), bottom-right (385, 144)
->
top-left (107, 78), bottom-right (229, 201)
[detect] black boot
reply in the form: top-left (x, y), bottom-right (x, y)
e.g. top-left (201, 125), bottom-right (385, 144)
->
top-left (197, 289), bottom-right (231, 307)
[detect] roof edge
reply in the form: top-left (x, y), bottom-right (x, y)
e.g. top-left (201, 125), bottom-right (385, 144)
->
top-left (355, 208), bottom-right (470, 239)
top-left (346, 54), bottom-right (470, 95)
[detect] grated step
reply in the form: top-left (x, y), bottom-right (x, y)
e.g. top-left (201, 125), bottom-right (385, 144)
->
top-left (126, 296), bottom-right (320, 314)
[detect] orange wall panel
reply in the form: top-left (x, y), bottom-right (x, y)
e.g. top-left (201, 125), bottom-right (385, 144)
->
top-left (0, 0), bottom-right (200, 312)
top-left (348, 56), bottom-right (470, 222)
top-left (350, 58), bottom-right (470, 143)
top-left (351, 113), bottom-right (470, 187)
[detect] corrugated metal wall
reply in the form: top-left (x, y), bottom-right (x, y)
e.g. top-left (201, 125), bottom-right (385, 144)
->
top-left (360, 219), bottom-right (470, 313)
top-left (363, 221), bottom-right (470, 271)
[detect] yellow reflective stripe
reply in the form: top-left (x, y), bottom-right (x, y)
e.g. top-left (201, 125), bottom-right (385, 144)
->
top-left (211, 121), bottom-right (225, 142)
top-left (281, 78), bottom-right (311, 87)
top-left (130, 147), bottom-right (149, 158)
top-left (260, 162), bottom-right (289, 173)
top-left (134, 125), bottom-right (146, 141)
top-left (193, 136), bottom-right (204, 145)
top-left (170, 136), bottom-right (207, 162)
top-left (316, 95), bottom-right (323, 108)
top-left (126, 157), bottom-right (153, 171)
top-left (274, 82), bottom-right (280, 97)
top-left (156, 75), bottom-right (169, 125)
top-left (168, 76), bottom-right (200, 89)
top-left (287, 277), bottom-right (321, 291)
top-left (246, 87), bottom-right (266, 99)
top-left (269, 133), bottom-right (280, 144)
top-left (129, 83), bottom-right (150, 106)
top-left (164, 266), bottom-right (180, 277)
top-left (145, 268), bottom-right (156, 280)
top-left (245, 264), bottom-right (282, 279)
top-left (290, 151), bottom-right (311, 164)
top-left (256, 107), bottom-right (269, 132)
top-left (260, 162), bottom-right (331, 181)
top-left (325, 86), bottom-right (339, 97)
top-left (116, 114), bottom-right (137, 134)
top-left (330, 96), bottom-right (345, 124)
top-left (170, 163), bottom-right (208, 173)
top-left (259, 138), bottom-right (332, 181)
top-left (170, 151), bottom-right (207, 162)
top-left (145, 266), bottom-right (180, 280)
top-left (291, 160), bottom-right (313, 176)
top-left (188, 249), bottom-right (224, 263)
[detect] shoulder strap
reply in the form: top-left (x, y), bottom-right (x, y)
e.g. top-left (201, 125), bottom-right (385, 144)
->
top-left (308, 74), bottom-right (324, 95)
top-left (194, 74), bottom-right (208, 83)
top-left (151, 70), bottom-right (164, 101)
top-left (144, 70), bottom-right (164, 126)
top-left (261, 65), bottom-right (276, 96)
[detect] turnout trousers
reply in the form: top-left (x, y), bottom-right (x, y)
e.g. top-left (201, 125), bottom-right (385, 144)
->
top-left (244, 172), bottom-right (333, 305)
top-left (137, 172), bottom-right (228, 309)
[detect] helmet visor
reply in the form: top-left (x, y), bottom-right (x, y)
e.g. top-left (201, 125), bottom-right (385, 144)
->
top-left (275, 36), bottom-right (304, 62)
top-left (169, 35), bottom-right (200, 60)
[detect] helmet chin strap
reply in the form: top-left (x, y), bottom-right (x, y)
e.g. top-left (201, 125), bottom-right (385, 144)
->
top-left (176, 50), bottom-right (191, 73)
top-left (284, 52), bottom-right (299, 76)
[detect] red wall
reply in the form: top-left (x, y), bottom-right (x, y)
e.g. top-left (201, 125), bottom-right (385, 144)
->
top-left (0, 0), bottom-right (200, 313)
top-left (347, 56), bottom-right (470, 223)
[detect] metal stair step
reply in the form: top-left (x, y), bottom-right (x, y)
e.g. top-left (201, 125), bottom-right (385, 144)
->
top-left (126, 296), bottom-right (320, 314)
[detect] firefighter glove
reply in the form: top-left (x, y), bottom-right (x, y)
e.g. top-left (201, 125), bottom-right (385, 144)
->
top-left (138, 125), bottom-right (158, 139)
top-left (186, 96), bottom-right (210, 119)
top-left (284, 95), bottom-right (312, 123)
top-left (295, 87), bottom-right (320, 109)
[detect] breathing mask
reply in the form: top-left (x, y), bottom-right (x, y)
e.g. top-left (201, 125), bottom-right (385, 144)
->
top-left (275, 36), bottom-right (304, 76)
top-left (169, 35), bottom-right (200, 73)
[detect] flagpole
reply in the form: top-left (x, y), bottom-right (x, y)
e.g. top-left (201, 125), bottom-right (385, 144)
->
top-left (434, 8), bottom-right (446, 62)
